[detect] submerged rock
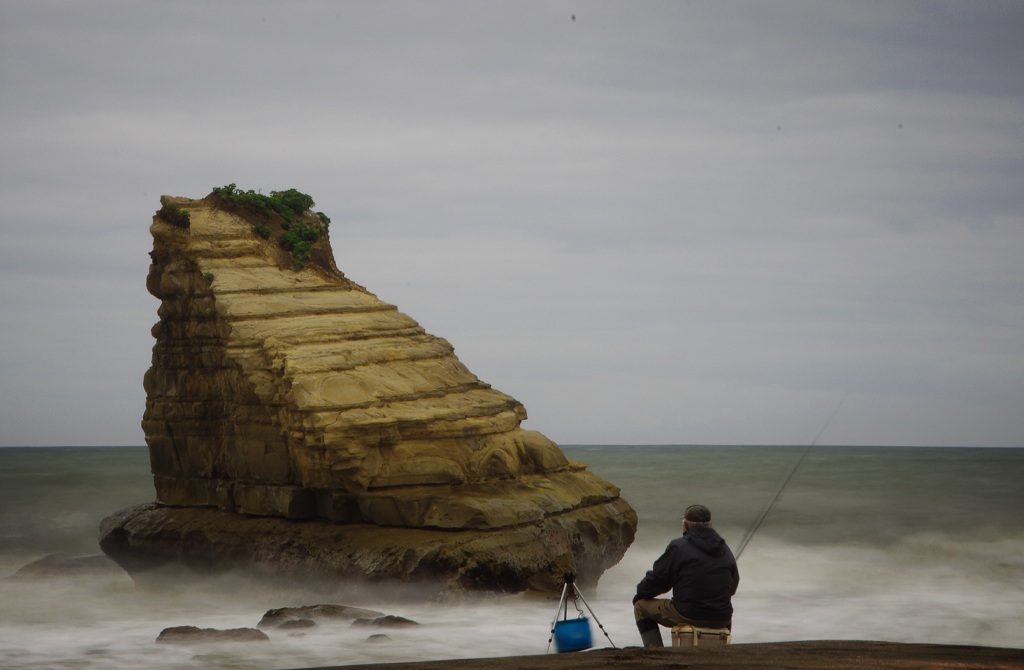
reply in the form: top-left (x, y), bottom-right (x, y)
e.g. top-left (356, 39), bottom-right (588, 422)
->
top-left (11, 553), bottom-right (125, 580)
top-left (278, 618), bottom-right (317, 630)
top-left (351, 615), bottom-right (419, 628)
top-left (100, 191), bottom-right (637, 591)
top-left (156, 626), bottom-right (269, 644)
top-left (258, 604), bottom-right (384, 629)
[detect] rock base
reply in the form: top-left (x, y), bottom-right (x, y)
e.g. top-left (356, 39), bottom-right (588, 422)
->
top-left (99, 498), bottom-right (637, 593)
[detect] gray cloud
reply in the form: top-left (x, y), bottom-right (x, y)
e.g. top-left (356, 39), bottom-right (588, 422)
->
top-left (1, 1), bottom-right (1022, 446)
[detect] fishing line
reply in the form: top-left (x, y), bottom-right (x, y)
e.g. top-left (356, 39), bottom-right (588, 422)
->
top-left (733, 393), bottom-right (848, 560)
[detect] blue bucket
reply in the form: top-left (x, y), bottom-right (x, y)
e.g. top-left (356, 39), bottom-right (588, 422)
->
top-left (554, 617), bottom-right (592, 653)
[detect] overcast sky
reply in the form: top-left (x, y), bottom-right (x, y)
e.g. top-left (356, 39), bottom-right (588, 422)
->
top-left (1, 1), bottom-right (1021, 447)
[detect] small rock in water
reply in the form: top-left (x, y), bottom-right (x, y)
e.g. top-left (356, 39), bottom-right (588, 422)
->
top-left (367, 633), bottom-right (391, 643)
top-left (351, 615), bottom-right (419, 628)
top-left (11, 553), bottom-right (125, 580)
top-left (279, 618), bottom-right (316, 630)
top-left (156, 626), bottom-right (269, 644)
top-left (258, 603), bottom-right (384, 628)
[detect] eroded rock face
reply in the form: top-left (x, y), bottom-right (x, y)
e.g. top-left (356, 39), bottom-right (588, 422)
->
top-left (100, 193), bottom-right (637, 591)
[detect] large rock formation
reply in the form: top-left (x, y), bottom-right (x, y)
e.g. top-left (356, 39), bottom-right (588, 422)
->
top-left (100, 190), bottom-right (636, 592)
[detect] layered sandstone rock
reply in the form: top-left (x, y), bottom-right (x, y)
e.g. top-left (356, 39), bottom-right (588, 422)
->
top-left (100, 192), bottom-right (636, 591)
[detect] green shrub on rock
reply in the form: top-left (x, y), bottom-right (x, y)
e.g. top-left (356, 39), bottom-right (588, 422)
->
top-left (158, 197), bottom-right (191, 228)
top-left (280, 221), bottom-right (320, 270)
top-left (209, 184), bottom-right (327, 271)
top-left (269, 189), bottom-right (315, 218)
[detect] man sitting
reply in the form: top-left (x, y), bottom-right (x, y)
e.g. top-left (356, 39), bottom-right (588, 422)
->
top-left (633, 504), bottom-right (739, 647)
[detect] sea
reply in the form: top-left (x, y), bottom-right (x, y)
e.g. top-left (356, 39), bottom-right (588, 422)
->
top-left (1, 445), bottom-right (1022, 669)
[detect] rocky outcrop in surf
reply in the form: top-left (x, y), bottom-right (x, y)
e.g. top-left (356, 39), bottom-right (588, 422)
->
top-left (156, 626), bottom-right (269, 644)
top-left (99, 188), bottom-right (636, 592)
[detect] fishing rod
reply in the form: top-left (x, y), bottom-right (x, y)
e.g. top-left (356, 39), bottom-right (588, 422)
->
top-left (733, 393), bottom-right (848, 560)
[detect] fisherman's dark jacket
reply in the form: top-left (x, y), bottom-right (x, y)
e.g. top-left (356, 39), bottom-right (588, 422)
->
top-left (634, 526), bottom-right (740, 623)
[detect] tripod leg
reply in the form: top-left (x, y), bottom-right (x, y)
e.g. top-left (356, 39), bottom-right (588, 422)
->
top-left (546, 582), bottom-right (571, 653)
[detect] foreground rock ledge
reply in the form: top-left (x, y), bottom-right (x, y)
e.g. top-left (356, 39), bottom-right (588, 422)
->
top-left (100, 193), bottom-right (636, 591)
top-left (318, 641), bottom-right (1024, 670)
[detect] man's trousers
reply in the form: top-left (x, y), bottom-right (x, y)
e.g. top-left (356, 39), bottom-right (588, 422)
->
top-left (633, 598), bottom-right (731, 648)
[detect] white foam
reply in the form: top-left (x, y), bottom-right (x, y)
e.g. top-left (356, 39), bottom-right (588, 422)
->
top-left (2, 529), bottom-right (1023, 670)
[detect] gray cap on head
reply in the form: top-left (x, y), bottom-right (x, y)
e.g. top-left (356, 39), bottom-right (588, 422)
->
top-left (683, 504), bottom-right (712, 522)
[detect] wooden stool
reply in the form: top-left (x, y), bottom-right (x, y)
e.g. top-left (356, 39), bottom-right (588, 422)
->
top-left (670, 624), bottom-right (731, 648)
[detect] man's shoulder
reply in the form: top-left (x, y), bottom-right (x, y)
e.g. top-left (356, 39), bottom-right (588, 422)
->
top-left (667, 535), bottom-right (694, 551)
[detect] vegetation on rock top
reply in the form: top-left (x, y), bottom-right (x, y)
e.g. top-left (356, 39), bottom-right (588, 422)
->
top-left (157, 196), bottom-right (191, 228)
top-left (209, 184), bottom-right (332, 271)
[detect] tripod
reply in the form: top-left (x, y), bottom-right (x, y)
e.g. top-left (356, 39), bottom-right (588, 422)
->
top-left (546, 573), bottom-right (617, 653)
